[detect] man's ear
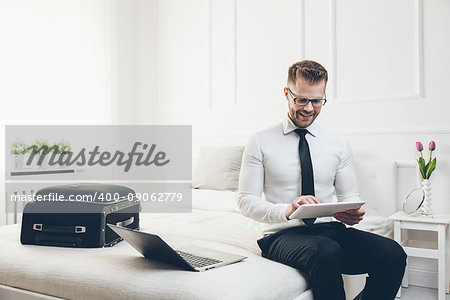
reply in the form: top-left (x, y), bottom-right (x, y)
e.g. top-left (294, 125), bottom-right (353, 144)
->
top-left (283, 87), bottom-right (289, 101)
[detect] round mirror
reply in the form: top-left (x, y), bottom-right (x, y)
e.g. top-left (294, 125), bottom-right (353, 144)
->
top-left (403, 188), bottom-right (425, 214)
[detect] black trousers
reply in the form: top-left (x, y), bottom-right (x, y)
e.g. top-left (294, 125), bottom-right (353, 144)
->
top-left (257, 222), bottom-right (407, 300)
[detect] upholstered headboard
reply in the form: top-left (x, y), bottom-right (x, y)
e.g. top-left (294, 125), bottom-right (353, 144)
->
top-left (353, 160), bottom-right (397, 217)
top-left (354, 160), bottom-right (418, 217)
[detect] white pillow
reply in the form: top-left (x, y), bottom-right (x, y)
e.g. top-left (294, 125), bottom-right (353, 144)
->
top-left (192, 189), bottom-right (240, 213)
top-left (192, 146), bottom-right (244, 191)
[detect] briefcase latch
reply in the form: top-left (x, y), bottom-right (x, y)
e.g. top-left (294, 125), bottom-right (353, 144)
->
top-left (33, 224), bottom-right (43, 231)
top-left (75, 226), bottom-right (86, 233)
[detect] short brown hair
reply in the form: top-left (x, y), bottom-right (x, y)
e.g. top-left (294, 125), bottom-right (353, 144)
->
top-left (287, 60), bottom-right (328, 85)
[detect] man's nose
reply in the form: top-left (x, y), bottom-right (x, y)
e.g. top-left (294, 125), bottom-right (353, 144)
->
top-left (303, 101), bottom-right (314, 112)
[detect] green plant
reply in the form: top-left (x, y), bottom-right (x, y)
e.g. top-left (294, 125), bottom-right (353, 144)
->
top-left (10, 140), bottom-right (29, 155)
top-left (53, 140), bottom-right (71, 154)
top-left (31, 139), bottom-right (51, 155)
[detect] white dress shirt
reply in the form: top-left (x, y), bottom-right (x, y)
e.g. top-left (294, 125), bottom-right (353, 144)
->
top-left (238, 114), bottom-right (361, 235)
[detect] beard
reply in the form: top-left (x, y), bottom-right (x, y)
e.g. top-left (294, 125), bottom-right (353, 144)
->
top-left (289, 108), bottom-right (316, 128)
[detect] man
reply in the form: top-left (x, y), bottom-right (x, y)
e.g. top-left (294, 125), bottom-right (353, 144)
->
top-left (238, 60), bottom-right (406, 300)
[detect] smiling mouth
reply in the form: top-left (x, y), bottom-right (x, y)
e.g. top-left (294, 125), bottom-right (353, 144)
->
top-left (298, 112), bottom-right (313, 118)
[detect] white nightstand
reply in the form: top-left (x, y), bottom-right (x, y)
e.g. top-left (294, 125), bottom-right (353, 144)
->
top-left (390, 211), bottom-right (450, 300)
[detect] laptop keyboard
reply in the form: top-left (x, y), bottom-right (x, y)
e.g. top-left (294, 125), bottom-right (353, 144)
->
top-left (176, 250), bottom-right (222, 268)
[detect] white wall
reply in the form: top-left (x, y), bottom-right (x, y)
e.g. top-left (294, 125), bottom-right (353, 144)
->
top-left (0, 0), bottom-right (118, 225)
top-left (132, 0), bottom-right (450, 213)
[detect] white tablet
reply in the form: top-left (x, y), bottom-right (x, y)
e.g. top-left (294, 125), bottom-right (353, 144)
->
top-left (288, 201), bottom-right (365, 220)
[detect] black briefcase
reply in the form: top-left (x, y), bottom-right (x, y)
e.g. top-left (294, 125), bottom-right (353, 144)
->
top-left (20, 183), bottom-right (140, 248)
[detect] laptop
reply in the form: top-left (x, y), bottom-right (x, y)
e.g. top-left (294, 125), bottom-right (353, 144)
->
top-left (108, 224), bottom-right (247, 272)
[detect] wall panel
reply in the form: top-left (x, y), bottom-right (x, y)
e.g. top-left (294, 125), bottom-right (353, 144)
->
top-left (236, 0), bottom-right (304, 107)
top-left (155, 0), bottom-right (210, 111)
top-left (333, 0), bottom-right (423, 102)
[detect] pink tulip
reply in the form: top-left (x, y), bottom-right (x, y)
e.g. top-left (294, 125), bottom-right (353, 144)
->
top-left (429, 140), bottom-right (436, 151)
top-left (416, 142), bottom-right (423, 152)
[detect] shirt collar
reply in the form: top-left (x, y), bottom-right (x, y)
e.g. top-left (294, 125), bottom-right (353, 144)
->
top-left (283, 113), bottom-right (319, 137)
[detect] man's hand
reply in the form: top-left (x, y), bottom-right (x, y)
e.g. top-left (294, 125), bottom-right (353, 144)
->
top-left (333, 208), bottom-right (365, 226)
top-left (285, 195), bottom-right (320, 219)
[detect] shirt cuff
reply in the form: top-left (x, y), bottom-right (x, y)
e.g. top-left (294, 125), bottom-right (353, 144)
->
top-left (272, 203), bottom-right (290, 223)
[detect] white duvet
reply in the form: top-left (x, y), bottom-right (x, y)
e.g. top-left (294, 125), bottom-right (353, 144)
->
top-left (0, 207), bottom-right (307, 299)
top-left (0, 189), bottom-right (392, 300)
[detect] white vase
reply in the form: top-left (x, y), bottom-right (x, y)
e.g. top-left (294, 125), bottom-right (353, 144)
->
top-left (13, 154), bottom-right (24, 170)
top-left (419, 179), bottom-right (432, 215)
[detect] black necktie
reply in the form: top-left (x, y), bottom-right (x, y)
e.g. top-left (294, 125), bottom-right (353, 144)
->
top-left (295, 129), bottom-right (316, 226)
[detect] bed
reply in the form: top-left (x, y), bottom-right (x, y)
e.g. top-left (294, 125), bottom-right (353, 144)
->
top-left (0, 147), bottom-right (417, 300)
top-left (0, 190), bottom-right (312, 300)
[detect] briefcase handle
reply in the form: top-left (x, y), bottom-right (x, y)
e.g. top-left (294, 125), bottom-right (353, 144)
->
top-left (32, 217), bottom-right (134, 234)
top-left (33, 224), bottom-right (86, 234)
top-left (115, 217), bottom-right (134, 227)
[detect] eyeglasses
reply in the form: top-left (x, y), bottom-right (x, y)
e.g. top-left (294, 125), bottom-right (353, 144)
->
top-left (287, 87), bottom-right (327, 107)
